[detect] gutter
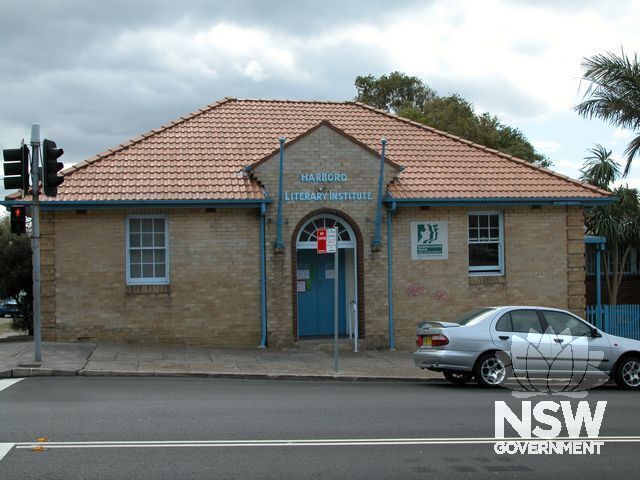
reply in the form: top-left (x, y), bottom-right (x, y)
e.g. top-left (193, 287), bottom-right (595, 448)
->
top-left (1, 199), bottom-right (270, 211)
top-left (384, 197), bottom-right (615, 207)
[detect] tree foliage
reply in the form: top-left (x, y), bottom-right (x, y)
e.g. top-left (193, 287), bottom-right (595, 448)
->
top-left (0, 216), bottom-right (33, 333)
top-left (581, 148), bottom-right (640, 304)
top-left (575, 49), bottom-right (640, 176)
top-left (354, 72), bottom-right (550, 167)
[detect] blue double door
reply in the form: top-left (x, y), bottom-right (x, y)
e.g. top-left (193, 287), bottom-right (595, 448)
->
top-left (297, 249), bottom-right (347, 337)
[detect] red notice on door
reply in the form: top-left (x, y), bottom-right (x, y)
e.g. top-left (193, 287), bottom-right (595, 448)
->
top-left (317, 228), bottom-right (327, 254)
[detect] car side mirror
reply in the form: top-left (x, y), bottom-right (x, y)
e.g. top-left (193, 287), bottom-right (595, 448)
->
top-left (591, 328), bottom-right (602, 338)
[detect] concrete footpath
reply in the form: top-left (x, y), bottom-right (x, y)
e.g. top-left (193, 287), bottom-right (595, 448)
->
top-left (0, 339), bottom-right (442, 382)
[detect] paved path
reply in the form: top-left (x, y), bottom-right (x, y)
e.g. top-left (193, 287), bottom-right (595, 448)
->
top-left (0, 340), bottom-right (441, 382)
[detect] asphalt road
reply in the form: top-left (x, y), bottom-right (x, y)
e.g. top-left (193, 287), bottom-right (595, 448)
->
top-left (0, 377), bottom-right (638, 479)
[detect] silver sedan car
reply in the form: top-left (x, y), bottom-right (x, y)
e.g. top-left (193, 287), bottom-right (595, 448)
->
top-left (413, 306), bottom-right (640, 390)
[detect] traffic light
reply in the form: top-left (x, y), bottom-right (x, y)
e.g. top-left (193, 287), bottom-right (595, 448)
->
top-left (3, 144), bottom-right (30, 192)
top-left (10, 205), bottom-right (26, 235)
top-left (42, 139), bottom-right (64, 197)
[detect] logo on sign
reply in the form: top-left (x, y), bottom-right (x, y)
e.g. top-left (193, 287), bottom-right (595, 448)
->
top-left (411, 221), bottom-right (448, 260)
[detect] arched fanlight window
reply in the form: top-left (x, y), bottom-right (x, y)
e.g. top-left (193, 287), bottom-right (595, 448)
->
top-left (296, 214), bottom-right (356, 249)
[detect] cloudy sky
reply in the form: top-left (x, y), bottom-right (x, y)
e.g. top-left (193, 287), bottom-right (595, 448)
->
top-left (1, 0), bottom-right (639, 201)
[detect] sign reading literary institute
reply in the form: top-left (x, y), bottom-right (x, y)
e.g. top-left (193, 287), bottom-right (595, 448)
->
top-left (284, 172), bottom-right (374, 202)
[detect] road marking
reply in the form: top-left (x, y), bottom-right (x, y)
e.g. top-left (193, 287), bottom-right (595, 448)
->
top-left (0, 443), bottom-right (14, 463)
top-left (0, 378), bottom-right (23, 393)
top-left (11, 435), bottom-right (640, 450)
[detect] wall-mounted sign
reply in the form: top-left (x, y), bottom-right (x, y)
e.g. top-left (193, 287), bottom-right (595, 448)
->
top-left (283, 172), bottom-right (374, 202)
top-left (411, 221), bottom-right (448, 260)
top-left (284, 191), bottom-right (373, 202)
top-left (300, 173), bottom-right (347, 182)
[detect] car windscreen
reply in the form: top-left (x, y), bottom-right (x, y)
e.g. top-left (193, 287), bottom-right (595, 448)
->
top-left (454, 308), bottom-right (497, 326)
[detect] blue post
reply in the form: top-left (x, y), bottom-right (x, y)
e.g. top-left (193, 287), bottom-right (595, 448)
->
top-left (595, 244), bottom-right (602, 329)
top-left (387, 202), bottom-right (396, 350)
top-left (275, 137), bottom-right (286, 252)
top-left (259, 203), bottom-right (268, 348)
top-left (371, 138), bottom-right (388, 250)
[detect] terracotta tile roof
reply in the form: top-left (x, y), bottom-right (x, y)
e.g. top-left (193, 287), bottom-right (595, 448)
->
top-left (33, 97), bottom-right (609, 202)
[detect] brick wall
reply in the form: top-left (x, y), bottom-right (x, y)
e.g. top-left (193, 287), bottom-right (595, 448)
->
top-left (40, 124), bottom-right (586, 350)
top-left (42, 208), bottom-right (262, 346)
top-left (390, 205), bottom-right (585, 350)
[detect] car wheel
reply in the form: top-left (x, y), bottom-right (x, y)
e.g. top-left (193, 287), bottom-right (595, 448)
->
top-left (615, 355), bottom-right (640, 390)
top-left (474, 352), bottom-right (510, 388)
top-left (443, 371), bottom-right (473, 385)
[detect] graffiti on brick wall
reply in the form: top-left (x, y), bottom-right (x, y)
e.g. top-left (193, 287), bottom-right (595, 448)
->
top-left (406, 283), bottom-right (450, 304)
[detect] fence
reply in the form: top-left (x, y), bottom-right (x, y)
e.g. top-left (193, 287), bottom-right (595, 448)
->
top-left (586, 304), bottom-right (640, 340)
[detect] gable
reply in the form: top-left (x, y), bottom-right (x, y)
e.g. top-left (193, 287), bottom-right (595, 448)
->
top-left (251, 123), bottom-right (400, 203)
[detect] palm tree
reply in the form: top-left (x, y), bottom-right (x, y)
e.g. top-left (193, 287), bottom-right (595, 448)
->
top-left (579, 144), bottom-right (620, 190)
top-left (575, 50), bottom-right (640, 176)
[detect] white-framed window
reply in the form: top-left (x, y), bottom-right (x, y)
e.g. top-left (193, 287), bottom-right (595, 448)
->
top-left (468, 211), bottom-right (504, 276)
top-left (126, 215), bottom-right (169, 285)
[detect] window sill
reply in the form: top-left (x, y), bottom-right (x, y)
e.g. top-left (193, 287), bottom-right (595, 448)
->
top-left (126, 284), bottom-right (171, 296)
top-left (468, 275), bottom-right (506, 286)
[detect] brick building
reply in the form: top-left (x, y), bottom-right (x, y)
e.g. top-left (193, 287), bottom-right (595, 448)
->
top-left (8, 98), bottom-right (612, 350)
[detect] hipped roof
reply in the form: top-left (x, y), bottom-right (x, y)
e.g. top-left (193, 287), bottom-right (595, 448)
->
top-left (11, 97), bottom-right (611, 203)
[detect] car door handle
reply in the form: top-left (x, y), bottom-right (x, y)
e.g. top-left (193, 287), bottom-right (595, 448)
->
top-left (553, 338), bottom-right (564, 343)
top-left (499, 335), bottom-right (510, 340)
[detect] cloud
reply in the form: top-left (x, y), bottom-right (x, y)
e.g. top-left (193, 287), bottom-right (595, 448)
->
top-left (532, 140), bottom-right (562, 155)
top-left (613, 128), bottom-right (634, 141)
top-left (1, 0), bottom-right (640, 196)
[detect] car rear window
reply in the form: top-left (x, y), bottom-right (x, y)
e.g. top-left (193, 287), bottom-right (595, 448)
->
top-left (455, 308), bottom-right (497, 326)
top-left (498, 310), bottom-right (543, 333)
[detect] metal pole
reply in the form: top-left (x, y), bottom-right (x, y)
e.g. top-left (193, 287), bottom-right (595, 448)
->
top-left (595, 244), bottom-right (602, 329)
top-left (334, 239), bottom-right (339, 373)
top-left (30, 124), bottom-right (42, 363)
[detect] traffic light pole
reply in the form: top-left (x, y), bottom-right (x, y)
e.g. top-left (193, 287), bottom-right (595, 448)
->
top-left (30, 124), bottom-right (42, 364)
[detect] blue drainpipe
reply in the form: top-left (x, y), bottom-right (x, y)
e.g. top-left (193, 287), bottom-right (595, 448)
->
top-left (387, 201), bottom-right (396, 350)
top-left (259, 203), bottom-right (268, 348)
top-left (371, 138), bottom-right (388, 250)
top-left (274, 137), bottom-right (286, 252)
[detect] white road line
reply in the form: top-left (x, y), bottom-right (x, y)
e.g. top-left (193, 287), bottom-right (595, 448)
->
top-left (12, 436), bottom-right (640, 450)
top-left (0, 443), bottom-right (14, 463)
top-left (0, 378), bottom-right (23, 393)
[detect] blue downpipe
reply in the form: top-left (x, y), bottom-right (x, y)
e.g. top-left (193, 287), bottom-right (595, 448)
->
top-left (259, 203), bottom-right (268, 347)
top-left (387, 202), bottom-right (396, 350)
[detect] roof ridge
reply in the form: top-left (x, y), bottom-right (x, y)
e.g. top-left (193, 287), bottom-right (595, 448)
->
top-left (234, 98), bottom-right (349, 105)
top-left (60, 97), bottom-right (237, 176)
top-left (350, 102), bottom-right (611, 197)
